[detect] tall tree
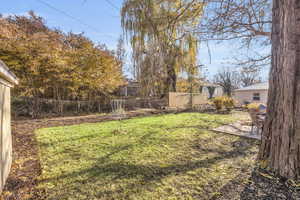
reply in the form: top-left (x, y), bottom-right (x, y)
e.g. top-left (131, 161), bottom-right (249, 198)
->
top-left (0, 12), bottom-right (124, 102)
top-left (258, 0), bottom-right (300, 179)
top-left (239, 66), bottom-right (262, 87)
top-left (213, 67), bottom-right (240, 96)
top-left (116, 35), bottom-right (126, 74)
top-left (198, 0), bottom-right (272, 68)
top-left (121, 0), bottom-right (204, 97)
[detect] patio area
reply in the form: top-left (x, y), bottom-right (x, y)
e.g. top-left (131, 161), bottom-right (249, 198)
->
top-left (213, 121), bottom-right (261, 140)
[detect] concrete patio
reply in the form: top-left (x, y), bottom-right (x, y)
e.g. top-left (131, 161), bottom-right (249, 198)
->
top-left (213, 121), bottom-right (261, 140)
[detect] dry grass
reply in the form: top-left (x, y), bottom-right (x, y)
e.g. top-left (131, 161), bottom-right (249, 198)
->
top-left (36, 112), bottom-right (258, 200)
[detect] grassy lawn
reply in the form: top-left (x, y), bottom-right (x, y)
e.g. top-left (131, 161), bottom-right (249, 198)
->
top-left (36, 112), bottom-right (258, 200)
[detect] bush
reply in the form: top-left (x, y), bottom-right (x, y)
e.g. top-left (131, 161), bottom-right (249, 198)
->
top-left (212, 96), bottom-right (235, 112)
top-left (212, 97), bottom-right (223, 110)
top-left (247, 103), bottom-right (260, 112)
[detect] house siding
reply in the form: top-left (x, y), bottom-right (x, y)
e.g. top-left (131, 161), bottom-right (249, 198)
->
top-left (0, 61), bottom-right (17, 193)
top-left (0, 83), bottom-right (12, 192)
top-left (233, 89), bottom-right (268, 105)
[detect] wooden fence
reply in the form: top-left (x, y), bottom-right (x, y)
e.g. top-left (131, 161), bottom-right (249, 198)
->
top-left (169, 92), bottom-right (208, 109)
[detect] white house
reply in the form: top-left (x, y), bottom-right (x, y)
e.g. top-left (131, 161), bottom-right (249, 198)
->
top-left (0, 60), bottom-right (18, 192)
top-left (234, 82), bottom-right (269, 105)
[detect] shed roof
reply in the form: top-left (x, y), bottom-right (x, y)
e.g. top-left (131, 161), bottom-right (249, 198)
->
top-left (0, 60), bottom-right (18, 86)
top-left (235, 82), bottom-right (269, 91)
top-left (201, 81), bottom-right (221, 88)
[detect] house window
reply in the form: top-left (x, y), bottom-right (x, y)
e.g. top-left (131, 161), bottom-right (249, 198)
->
top-left (253, 93), bottom-right (260, 101)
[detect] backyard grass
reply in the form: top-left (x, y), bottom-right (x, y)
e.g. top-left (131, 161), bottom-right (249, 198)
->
top-left (36, 112), bottom-right (258, 200)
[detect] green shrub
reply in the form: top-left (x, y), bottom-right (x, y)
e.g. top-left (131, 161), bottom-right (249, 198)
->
top-left (212, 96), bottom-right (235, 112)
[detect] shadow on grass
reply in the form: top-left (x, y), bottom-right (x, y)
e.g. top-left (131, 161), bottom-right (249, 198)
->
top-left (39, 137), bottom-right (257, 199)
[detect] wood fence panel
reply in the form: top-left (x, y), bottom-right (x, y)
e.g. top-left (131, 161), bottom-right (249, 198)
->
top-left (169, 92), bottom-right (208, 108)
top-left (192, 93), bottom-right (208, 105)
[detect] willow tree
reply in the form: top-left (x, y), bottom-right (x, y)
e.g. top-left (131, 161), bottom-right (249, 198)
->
top-left (121, 0), bottom-right (204, 96)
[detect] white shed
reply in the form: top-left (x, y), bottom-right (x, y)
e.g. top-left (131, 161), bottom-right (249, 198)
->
top-left (233, 82), bottom-right (269, 105)
top-left (201, 83), bottom-right (224, 98)
top-left (0, 60), bottom-right (18, 192)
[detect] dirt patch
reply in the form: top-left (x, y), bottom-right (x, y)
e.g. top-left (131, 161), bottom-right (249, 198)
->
top-left (239, 168), bottom-right (300, 200)
top-left (211, 167), bottom-right (300, 200)
top-left (1, 109), bottom-right (174, 200)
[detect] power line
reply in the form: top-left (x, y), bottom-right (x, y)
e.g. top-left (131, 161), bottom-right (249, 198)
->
top-left (104, 0), bottom-right (120, 11)
top-left (83, 0), bottom-right (120, 17)
top-left (35, 0), bottom-right (116, 39)
top-left (103, 0), bottom-right (121, 18)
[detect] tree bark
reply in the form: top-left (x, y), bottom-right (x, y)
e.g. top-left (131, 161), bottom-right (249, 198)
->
top-left (165, 64), bottom-right (177, 94)
top-left (258, 0), bottom-right (300, 179)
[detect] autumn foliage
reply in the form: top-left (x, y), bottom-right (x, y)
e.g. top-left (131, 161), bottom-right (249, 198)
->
top-left (0, 12), bottom-right (124, 101)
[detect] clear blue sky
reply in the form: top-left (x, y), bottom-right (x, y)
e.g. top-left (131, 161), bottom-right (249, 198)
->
top-left (0, 0), bottom-right (270, 79)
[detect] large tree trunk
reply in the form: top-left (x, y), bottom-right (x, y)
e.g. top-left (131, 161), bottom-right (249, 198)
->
top-left (258, 0), bottom-right (300, 179)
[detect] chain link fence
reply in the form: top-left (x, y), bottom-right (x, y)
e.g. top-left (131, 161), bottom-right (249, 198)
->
top-left (12, 97), bottom-right (167, 119)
